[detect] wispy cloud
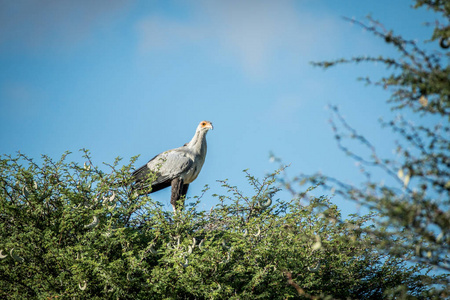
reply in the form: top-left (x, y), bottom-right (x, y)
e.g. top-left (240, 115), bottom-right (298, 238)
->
top-left (136, 0), bottom-right (343, 78)
top-left (136, 15), bottom-right (205, 52)
top-left (0, 0), bottom-right (131, 52)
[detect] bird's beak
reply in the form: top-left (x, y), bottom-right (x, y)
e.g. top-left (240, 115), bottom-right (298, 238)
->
top-left (205, 121), bottom-right (213, 130)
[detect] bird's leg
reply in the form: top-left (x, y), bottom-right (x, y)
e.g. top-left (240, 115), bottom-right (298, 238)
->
top-left (171, 178), bottom-right (185, 212)
top-left (181, 184), bottom-right (189, 199)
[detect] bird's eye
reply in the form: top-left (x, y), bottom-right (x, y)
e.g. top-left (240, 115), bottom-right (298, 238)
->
top-left (201, 122), bottom-right (206, 126)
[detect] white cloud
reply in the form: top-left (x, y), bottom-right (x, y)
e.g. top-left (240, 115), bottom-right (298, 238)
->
top-left (0, 0), bottom-right (131, 51)
top-left (136, 0), bottom-right (343, 78)
top-left (136, 16), bottom-right (204, 52)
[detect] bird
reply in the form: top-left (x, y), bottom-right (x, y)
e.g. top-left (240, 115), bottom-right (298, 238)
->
top-left (131, 120), bottom-right (213, 211)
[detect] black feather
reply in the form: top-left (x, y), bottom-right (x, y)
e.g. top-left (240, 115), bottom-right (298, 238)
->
top-left (131, 161), bottom-right (173, 193)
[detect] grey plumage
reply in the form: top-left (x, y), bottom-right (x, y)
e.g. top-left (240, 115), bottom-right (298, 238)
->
top-left (132, 120), bottom-right (213, 211)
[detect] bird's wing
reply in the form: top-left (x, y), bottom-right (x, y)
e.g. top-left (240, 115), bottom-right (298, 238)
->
top-left (148, 148), bottom-right (193, 183)
top-left (132, 147), bottom-right (193, 192)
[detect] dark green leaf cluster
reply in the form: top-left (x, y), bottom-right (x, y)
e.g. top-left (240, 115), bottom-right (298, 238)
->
top-left (0, 152), bottom-right (437, 299)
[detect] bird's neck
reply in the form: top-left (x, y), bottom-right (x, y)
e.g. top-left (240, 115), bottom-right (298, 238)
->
top-left (187, 130), bottom-right (207, 155)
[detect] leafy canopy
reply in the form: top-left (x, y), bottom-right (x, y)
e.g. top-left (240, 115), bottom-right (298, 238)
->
top-left (0, 151), bottom-right (436, 299)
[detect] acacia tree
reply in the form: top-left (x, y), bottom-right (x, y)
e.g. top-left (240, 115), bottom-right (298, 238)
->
top-left (0, 151), bottom-right (437, 299)
top-left (278, 0), bottom-right (449, 297)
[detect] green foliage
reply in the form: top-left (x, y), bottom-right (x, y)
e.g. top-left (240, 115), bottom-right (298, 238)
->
top-left (297, 1), bottom-right (449, 298)
top-left (0, 152), bottom-right (438, 299)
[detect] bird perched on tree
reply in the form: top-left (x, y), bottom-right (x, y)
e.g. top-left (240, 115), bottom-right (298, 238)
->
top-left (132, 120), bottom-right (213, 211)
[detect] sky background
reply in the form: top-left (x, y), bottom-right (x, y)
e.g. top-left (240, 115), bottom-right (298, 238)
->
top-left (0, 0), bottom-right (442, 213)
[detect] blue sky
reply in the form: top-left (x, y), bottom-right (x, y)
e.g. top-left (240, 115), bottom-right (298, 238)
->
top-left (0, 0), bottom-right (441, 213)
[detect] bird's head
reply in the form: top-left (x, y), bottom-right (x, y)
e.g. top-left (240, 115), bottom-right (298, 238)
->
top-left (198, 120), bottom-right (213, 132)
